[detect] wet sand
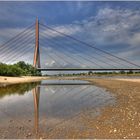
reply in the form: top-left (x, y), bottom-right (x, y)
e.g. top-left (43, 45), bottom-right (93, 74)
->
top-left (45, 78), bottom-right (140, 139)
top-left (86, 79), bottom-right (140, 139)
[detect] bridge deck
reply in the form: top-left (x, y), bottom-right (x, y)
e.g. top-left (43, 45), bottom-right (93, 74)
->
top-left (37, 68), bottom-right (140, 71)
top-left (40, 83), bottom-right (92, 86)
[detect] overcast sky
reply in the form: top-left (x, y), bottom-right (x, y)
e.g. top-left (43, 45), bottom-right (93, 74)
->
top-left (0, 1), bottom-right (140, 72)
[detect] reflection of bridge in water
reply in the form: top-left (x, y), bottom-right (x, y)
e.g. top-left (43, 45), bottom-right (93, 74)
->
top-left (0, 80), bottom-right (117, 138)
top-left (32, 83), bottom-right (92, 135)
top-left (32, 86), bottom-right (40, 135)
top-left (31, 81), bottom-right (115, 137)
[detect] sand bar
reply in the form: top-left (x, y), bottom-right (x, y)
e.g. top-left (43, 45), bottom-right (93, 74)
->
top-left (114, 78), bottom-right (140, 83)
top-left (0, 76), bottom-right (49, 86)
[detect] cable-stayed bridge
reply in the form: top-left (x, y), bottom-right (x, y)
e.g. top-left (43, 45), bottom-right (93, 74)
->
top-left (0, 18), bottom-right (140, 72)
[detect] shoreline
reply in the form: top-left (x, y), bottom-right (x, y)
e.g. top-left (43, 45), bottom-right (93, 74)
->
top-left (0, 76), bottom-right (140, 87)
top-left (0, 76), bottom-right (49, 87)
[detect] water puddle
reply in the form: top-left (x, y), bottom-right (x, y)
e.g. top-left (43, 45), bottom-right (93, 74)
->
top-left (0, 80), bottom-right (116, 138)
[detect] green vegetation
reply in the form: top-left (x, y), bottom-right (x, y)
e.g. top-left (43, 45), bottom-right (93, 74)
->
top-left (53, 70), bottom-right (140, 77)
top-left (0, 61), bottom-right (41, 76)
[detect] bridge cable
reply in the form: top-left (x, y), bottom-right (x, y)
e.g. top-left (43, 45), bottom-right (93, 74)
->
top-left (40, 44), bottom-right (79, 68)
top-left (40, 40), bottom-right (96, 68)
top-left (0, 27), bottom-right (35, 60)
top-left (40, 25), bottom-right (131, 68)
top-left (0, 23), bottom-right (35, 51)
top-left (58, 24), bottom-right (133, 68)
top-left (3, 44), bottom-right (34, 64)
top-left (39, 29), bottom-right (105, 68)
top-left (1, 35), bottom-right (33, 63)
top-left (0, 33), bottom-right (35, 62)
top-left (40, 28), bottom-right (119, 69)
top-left (40, 23), bottom-right (140, 68)
top-left (40, 41), bottom-right (93, 68)
top-left (0, 34), bottom-right (35, 63)
top-left (40, 46), bottom-right (64, 67)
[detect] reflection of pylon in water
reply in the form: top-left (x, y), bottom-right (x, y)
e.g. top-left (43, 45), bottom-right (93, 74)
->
top-left (32, 86), bottom-right (40, 135)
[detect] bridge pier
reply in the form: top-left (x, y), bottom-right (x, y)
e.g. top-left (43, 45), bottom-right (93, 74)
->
top-left (33, 17), bottom-right (40, 68)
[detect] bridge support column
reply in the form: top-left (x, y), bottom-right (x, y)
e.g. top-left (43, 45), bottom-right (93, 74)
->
top-left (33, 17), bottom-right (40, 68)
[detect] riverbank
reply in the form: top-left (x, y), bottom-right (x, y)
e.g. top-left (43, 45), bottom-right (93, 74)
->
top-left (0, 76), bottom-right (49, 87)
top-left (77, 78), bottom-right (140, 139)
top-left (45, 78), bottom-right (140, 139)
top-left (1, 76), bottom-right (140, 87)
top-left (114, 78), bottom-right (140, 83)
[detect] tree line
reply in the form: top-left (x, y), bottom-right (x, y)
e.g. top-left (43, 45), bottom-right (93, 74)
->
top-left (54, 70), bottom-right (140, 77)
top-left (0, 61), bottom-right (41, 76)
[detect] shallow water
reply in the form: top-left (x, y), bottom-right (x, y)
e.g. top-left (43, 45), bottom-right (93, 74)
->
top-left (0, 80), bottom-right (116, 138)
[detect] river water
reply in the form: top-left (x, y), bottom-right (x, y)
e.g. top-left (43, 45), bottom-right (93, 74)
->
top-left (0, 80), bottom-right (116, 138)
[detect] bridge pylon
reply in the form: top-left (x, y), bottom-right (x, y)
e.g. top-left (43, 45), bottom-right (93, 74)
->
top-left (33, 17), bottom-right (40, 68)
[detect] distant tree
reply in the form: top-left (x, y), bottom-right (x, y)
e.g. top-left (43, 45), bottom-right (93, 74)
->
top-left (127, 70), bottom-right (133, 74)
top-left (88, 71), bottom-right (93, 75)
top-left (120, 70), bottom-right (125, 74)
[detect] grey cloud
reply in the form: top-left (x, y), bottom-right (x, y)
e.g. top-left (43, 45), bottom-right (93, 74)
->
top-left (49, 7), bottom-right (140, 62)
top-left (0, 5), bottom-right (140, 69)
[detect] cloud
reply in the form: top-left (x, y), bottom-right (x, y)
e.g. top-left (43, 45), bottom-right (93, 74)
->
top-left (130, 33), bottom-right (140, 47)
top-left (46, 6), bottom-right (140, 62)
top-left (0, 4), bottom-right (140, 69)
top-left (40, 24), bottom-right (81, 39)
top-left (45, 60), bottom-right (55, 67)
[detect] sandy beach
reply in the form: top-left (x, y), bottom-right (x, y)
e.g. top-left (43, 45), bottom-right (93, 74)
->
top-left (114, 78), bottom-right (140, 83)
top-left (0, 76), bottom-right (140, 86)
top-left (0, 76), bottom-right (49, 86)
